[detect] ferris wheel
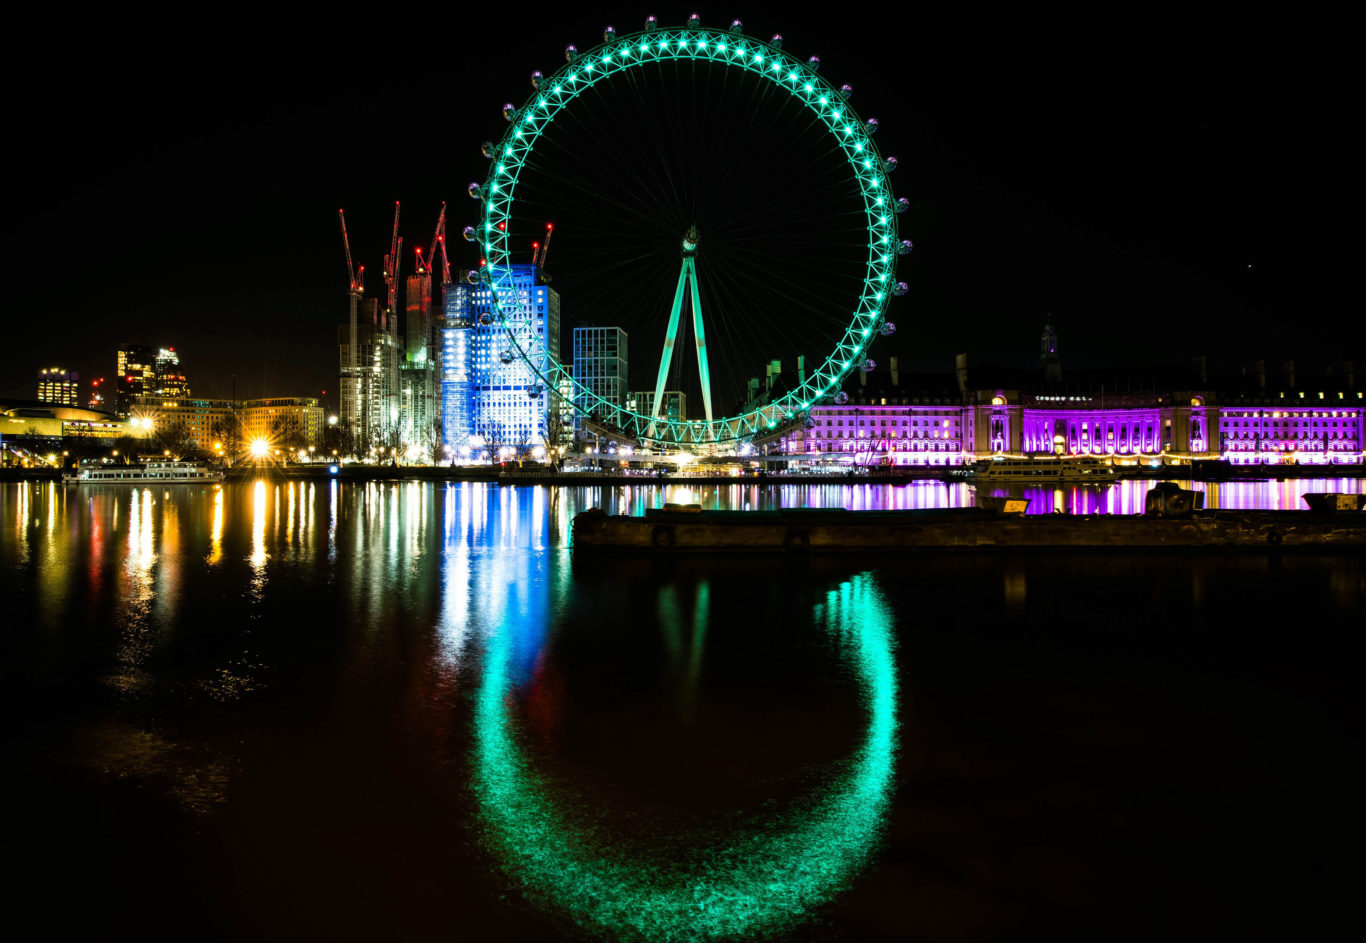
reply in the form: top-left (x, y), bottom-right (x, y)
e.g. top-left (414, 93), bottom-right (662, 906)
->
top-left (469, 15), bottom-right (909, 448)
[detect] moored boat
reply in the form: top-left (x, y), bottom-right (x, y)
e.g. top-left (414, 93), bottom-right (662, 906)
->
top-left (967, 455), bottom-right (1119, 485)
top-left (572, 502), bottom-right (1366, 552)
top-left (64, 460), bottom-right (224, 484)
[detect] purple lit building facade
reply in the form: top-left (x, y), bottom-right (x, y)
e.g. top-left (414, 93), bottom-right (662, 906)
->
top-left (781, 361), bottom-right (1363, 467)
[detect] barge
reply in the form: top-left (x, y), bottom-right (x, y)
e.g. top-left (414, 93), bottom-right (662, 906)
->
top-left (572, 502), bottom-right (1366, 552)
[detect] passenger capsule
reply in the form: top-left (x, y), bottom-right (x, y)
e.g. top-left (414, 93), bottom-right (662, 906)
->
top-left (528, 385), bottom-right (543, 398)
top-left (839, 83), bottom-right (853, 99)
top-left (467, 182), bottom-right (483, 200)
top-left (602, 25), bottom-right (616, 42)
top-left (645, 16), bottom-right (658, 30)
top-left (833, 391), bottom-right (850, 405)
top-left (480, 140), bottom-right (496, 159)
top-left (892, 281), bottom-right (909, 296)
top-left (881, 321), bottom-right (898, 336)
top-left (865, 117), bottom-right (879, 134)
top-left (897, 239), bottom-right (914, 256)
top-left (688, 13), bottom-right (701, 28)
top-left (530, 70), bottom-right (544, 89)
top-left (769, 33), bottom-right (783, 48)
top-left (562, 415), bottom-right (573, 427)
top-left (467, 271), bottom-right (483, 287)
top-left (565, 44), bottom-right (579, 61)
top-left (462, 225), bottom-right (477, 242)
top-left (861, 359), bottom-right (877, 372)
top-left (807, 55), bottom-right (821, 71)
top-left (883, 156), bottom-right (898, 173)
top-left (895, 196), bottom-right (910, 214)
top-left (502, 103), bottom-right (517, 122)
top-left (804, 416), bottom-right (816, 430)
top-left (729, 18), bottom-right (743, 32)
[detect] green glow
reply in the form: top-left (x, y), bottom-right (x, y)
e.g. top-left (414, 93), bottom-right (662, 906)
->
top-left (473, 573), bottom-right (898, 941)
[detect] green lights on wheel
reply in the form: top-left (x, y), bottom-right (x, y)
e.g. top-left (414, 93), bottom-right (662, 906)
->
top-left (478, 22), bottom-right (907, 446)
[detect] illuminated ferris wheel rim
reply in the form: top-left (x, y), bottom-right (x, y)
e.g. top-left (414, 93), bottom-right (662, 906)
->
top-left (475, 20), bottom-right (907, 446)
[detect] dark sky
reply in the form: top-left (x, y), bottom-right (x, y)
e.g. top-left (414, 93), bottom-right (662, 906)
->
top-left (3, 6), bottom-right (1355, 405)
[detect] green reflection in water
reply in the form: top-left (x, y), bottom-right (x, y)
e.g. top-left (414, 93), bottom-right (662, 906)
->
top-left (473, 572), bottom-right (898, 941)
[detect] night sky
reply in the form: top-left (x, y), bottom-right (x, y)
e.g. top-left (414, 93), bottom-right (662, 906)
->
top-left (4, 7), bottom-right (1353, 405)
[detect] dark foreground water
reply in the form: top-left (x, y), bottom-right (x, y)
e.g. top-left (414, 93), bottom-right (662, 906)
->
top-left (2, 480), bottom-right (1362, 941)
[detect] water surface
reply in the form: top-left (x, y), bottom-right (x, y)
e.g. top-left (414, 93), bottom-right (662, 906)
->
top-left (2, 480), bottom-right (1360, 940)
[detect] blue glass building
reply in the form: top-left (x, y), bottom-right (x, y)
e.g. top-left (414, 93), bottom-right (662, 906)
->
top-left (441, 266), bottom-right (561, 461)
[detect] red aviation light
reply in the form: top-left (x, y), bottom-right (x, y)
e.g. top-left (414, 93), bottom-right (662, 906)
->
top-left (497, 221), bottom-right (506, 231)
top-left (545, 222), bottom-right (554, 231)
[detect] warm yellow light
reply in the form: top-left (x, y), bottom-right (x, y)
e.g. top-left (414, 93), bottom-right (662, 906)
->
top-left (250, 438), bottom-right (270, 458)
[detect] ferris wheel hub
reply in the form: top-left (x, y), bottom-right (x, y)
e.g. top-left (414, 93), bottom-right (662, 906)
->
top-left (681, 226), bottom-right (700, 255)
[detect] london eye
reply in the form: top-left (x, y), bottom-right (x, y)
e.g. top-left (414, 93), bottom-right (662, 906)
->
top-left (470, 16), bottom-right (908, 449)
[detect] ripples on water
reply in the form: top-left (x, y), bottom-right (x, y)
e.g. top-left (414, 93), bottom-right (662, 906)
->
top-left (1, 479), bottom-right (1362, 940)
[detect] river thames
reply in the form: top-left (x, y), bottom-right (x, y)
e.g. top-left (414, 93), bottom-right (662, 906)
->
top-left (3, 479), bottom-right (1361, 940)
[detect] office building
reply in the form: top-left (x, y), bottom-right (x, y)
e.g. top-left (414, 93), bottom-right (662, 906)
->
top-left (628, 390), bottom-right (686, 425)
top-left (237, 398), bottom-right (325, 452)
top-left (572, 326), bottom-right (629, 425)
top-left (115, 344), bottom-right (156, 416)
top-left (36, 367), bottom-right (79, 406)
top-left (130, 396), bottom-right (324, 454)
top-left (152, 347), bottom-right (191, 398)
top-left (440, 266), bottom-right (560, 461)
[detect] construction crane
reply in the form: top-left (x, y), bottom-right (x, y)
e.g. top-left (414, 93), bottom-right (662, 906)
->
top-left (429, 204), bottom-right (452, 287)
top-left (338, 209), bottom-right (365, 295)
top-left (382, 201), bottom-right (402, 332)
top-left (534, 222), bottom-right (554, 282)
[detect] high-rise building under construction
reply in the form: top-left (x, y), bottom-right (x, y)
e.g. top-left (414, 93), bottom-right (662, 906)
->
top-left (337, 209), bottom-right (403, 455)
top-left (400, 257), bottom-right (439, 454)
top-left (338, 294), bottom-right (402, 453)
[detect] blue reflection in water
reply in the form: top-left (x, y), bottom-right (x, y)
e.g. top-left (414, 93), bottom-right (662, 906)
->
top-left (437, 484), bottom-right (554, 684)
top-left (472, 570), bottom-right (898, 941)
